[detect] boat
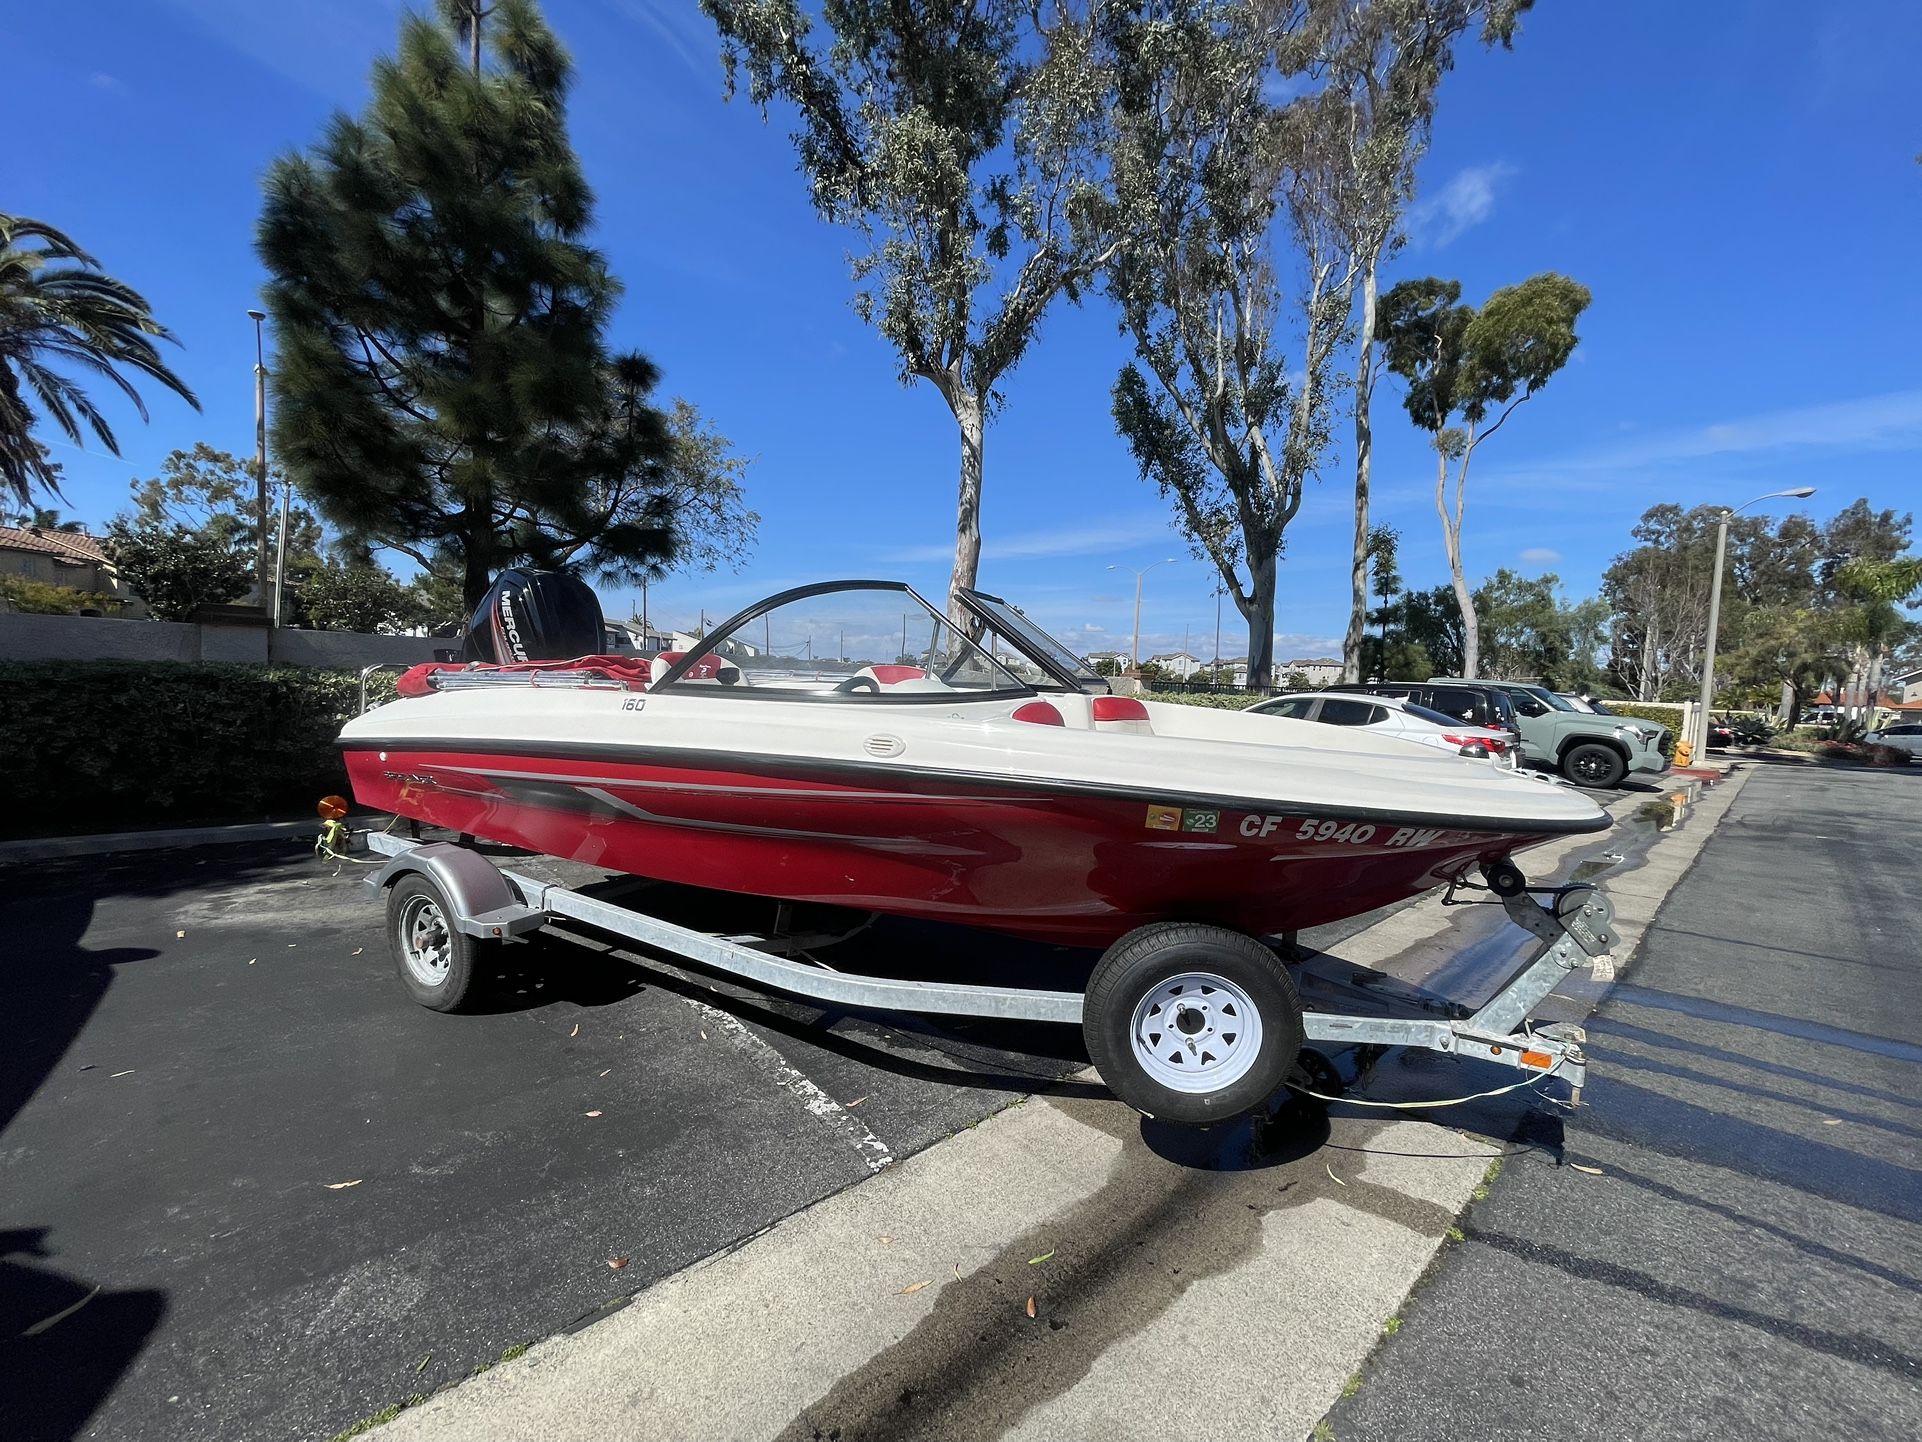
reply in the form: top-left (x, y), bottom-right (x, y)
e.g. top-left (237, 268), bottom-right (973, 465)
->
top-left (340, 578), bottom-right (1609, 948)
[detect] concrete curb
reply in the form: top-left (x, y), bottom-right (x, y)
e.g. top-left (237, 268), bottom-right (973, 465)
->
top-left (0, 818), bottom-right (322, 865)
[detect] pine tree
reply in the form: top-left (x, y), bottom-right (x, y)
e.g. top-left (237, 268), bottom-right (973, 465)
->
top-left (257, 0), bottom-right (681, 607)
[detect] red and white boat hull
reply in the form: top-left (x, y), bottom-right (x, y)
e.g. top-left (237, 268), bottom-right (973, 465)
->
top-left (343, 741), bottom-right (1572, 945)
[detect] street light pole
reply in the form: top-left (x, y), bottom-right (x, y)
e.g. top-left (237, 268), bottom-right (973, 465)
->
top-left (1695, 486), bottom-right (1817, 759)
top-left (272, 476), bottom-right (291, 626)
top-left (247, 308), bottom-right (269, 609)
top-left (1108, 558), bottom-right (1176, 670)
top-left (1213, 582), bottom-right (1224, 682)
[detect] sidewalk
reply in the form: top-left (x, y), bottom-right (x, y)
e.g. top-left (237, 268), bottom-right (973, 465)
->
top-left (368, 772), bottom-right (1753, 1442)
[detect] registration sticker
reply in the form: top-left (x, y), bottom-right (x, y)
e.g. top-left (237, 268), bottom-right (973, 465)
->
top-left (1145, 805), bottom-right (1183, 831)
top-left (1180, 809), bottom-right (1220, 834)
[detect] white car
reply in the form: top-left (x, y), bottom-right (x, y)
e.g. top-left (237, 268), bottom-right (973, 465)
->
top-left (1864, 722), bottom-right (1922, 756)
top-left (1245, 690), bottom-right (1518, 766)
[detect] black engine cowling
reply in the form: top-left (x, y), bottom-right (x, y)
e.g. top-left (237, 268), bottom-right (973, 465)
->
top-left (459, 568), bottom-right (604, 663)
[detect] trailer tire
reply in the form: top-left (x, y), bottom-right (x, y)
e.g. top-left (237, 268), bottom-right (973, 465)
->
top-left (388, 872), bottom-right (488, 1012)
top-left (1085, 922), bottom-right (1303, 1126)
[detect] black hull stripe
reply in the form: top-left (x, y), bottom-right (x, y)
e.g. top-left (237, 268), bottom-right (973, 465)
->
top-left (340, 735), bottom-right (1613, 838)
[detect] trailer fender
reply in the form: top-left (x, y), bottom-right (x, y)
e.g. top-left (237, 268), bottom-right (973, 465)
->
top-left (369, 842), bottom-right (546, 939)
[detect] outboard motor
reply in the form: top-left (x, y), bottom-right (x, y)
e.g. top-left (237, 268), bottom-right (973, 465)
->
top-left (460, 568), bottom-right (604, 663)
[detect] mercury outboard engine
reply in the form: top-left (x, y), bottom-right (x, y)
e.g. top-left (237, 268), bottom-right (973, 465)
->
top-left (459, 567), bottom-right (604, 663)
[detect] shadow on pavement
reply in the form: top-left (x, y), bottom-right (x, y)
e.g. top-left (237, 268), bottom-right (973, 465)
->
top-left (1579, 1073), bottom-right (1922, 1228)
top-left (1, 892), bottom-right (158, 1137)
top-left (514, 924), bottom-right (1107, 1102)
top-left (2, 838), bottom-right (318, 909)
top-left (0, 1229), bottom-right (166, 1442)
top-left (1140, 1096), bottom-right (1332, 1171)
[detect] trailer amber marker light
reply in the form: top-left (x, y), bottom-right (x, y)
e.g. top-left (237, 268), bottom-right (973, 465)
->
top-left (1521, 1049), bottom-right (1553, 1069)
top-left (318, 795), bottom-right (350, 820)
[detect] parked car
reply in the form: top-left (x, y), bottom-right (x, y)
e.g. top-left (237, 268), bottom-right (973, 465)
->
top-left (1864, 722), bottom-right (1922, 756)
top-left (1556, 692), bottom-right (1619, 715)
top-left (1414, 679), bottom-right (1668, 789)
top-left (1705, 716), bottom-right (1737, 750)
top-left (1323, 680), bottom-right (1523, 754)
top-left (1243, 691), bottom-right (1517, 765)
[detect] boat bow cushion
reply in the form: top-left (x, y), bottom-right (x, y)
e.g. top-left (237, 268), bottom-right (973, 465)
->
top-left (396, 655), bottom-right (652, 696)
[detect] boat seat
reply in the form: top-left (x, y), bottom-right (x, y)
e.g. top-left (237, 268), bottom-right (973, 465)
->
top-left (1090, 695), bottom-right (1154, 735)
top-left (649, 651), bottom-right (745, 686)
top-left (842, 665), bottom-right (949, 694)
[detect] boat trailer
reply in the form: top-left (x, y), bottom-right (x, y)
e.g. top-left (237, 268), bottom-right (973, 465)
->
top-left (357, 828), bottom-right (1610, 1121)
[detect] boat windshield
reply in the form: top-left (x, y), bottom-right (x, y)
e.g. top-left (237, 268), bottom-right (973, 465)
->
top-left (957, 588), bottom-right (1109, 694)
top-left (652, 581), bottom-right (1031, 700)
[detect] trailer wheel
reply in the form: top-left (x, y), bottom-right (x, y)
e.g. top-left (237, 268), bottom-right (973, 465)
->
top-left (388, 872), bottom-right (487, 1012)
top-left (1085, 923), bottom-right (1303, 1125)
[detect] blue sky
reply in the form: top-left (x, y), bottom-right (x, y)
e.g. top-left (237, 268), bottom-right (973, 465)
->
top-left (5, 1), bottom-right (1919, 660)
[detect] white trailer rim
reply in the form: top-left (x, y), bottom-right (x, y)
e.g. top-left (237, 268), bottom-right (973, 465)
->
top-left (1129, 971), bottom-right (1264, 1094)
top-left (399, 893), bottom-right (452, 986)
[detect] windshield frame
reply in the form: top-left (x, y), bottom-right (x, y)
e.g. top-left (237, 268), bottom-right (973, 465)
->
top-left (649, 579), bottom-right (1038, 703)
top-left (956, 587), bottom-right (1111, 694)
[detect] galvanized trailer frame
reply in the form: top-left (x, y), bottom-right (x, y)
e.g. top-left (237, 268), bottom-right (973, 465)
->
top-left (360, 829), bottom-right (1606, 1099)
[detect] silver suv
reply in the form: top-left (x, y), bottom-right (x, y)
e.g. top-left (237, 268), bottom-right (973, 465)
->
top-left (1468, 680), bottom-right (1669, 788)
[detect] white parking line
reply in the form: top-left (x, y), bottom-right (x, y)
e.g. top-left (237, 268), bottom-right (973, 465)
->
top-left (681, 997), bottom-right (895, 1174)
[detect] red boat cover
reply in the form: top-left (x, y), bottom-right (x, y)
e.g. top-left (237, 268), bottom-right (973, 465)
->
top-left (394, 654), bottom-right (653, 697)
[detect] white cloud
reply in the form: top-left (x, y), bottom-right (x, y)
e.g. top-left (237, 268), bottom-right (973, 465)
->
top-left (611, 1), bottom-right (716, 82)
top-left (876, 514), bottom-right (1181, 566)
top-left (1519, 547), bottom-right (1562, 566)
top-left (1483, 388), bottom-right (1922, 496)
top-left (1408, 163), bottom-right (1517, 247)
top-left (157, 0), bottom-right (401, 102)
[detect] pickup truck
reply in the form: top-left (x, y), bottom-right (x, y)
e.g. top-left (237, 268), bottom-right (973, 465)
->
top-left (1470, 679), bottom-right (1670, 788)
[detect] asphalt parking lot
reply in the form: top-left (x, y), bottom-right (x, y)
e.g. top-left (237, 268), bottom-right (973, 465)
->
top-left (0, 769), bottom-right (1688, 1442)
top-left (0, 843), bottom-right (1096, 1442)
top-left (1327, 760), bottom-right (1922, 1442)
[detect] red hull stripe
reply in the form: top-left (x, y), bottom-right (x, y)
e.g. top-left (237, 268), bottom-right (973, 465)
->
top-left (343, 737), bottom-right (1607, 839)
top-left (343, 745), bottom-right (1570, 945)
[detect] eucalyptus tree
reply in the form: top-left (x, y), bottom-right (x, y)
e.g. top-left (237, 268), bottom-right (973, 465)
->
top-left (1102, 0), bottom-right (1361, 687)
top-left (0, 214), bottom-right (199, 507)
top-left (701, 1), bottom-right (1114, 619)
top-left (1376, 270), bottom-right (1589, 676)
top-left (1320, 0), bottom-right (1531, 682)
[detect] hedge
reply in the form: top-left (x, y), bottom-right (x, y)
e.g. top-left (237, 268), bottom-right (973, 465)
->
top-left (0, 661), bottom-right (380, 837)
top-left (1144, 691), bottom-right (1259, 710)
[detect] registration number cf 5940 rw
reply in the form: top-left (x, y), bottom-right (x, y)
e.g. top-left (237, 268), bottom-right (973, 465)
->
top-left (1238, 815), bottom-right (1447, 849)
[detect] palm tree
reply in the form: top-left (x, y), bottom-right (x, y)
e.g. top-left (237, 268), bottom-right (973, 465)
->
top-left (0, 214), bottom-right (199, 506)
top-left (1, 504), bottom-right (85, 531)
